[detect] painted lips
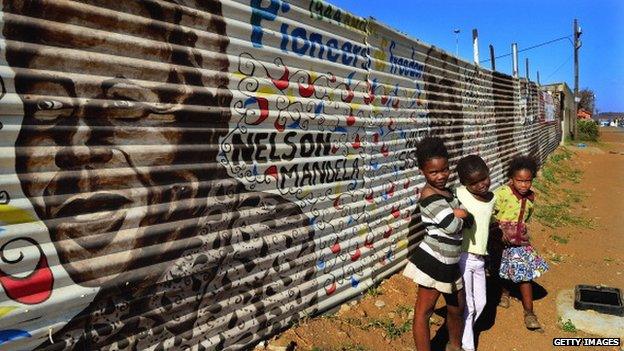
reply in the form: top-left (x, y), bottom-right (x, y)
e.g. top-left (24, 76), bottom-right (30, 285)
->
top-left (51, 192), bottom-right (132, 252)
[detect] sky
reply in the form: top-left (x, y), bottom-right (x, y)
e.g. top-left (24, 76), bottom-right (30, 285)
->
top-left (329, 0), bottom-right (624, 113)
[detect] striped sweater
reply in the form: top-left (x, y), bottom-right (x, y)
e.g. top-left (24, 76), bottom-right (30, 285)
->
top-left (403, 191), bottom-right (465, 293)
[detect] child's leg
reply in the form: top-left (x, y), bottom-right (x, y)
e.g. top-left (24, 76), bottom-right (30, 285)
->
top-left (519, 281), bottom-right (533, 312)
top-left (460, 253), bottom-right (476, 350)
top-left (443, 288), bottom-right (465, 350)
top-left (413, 286), bottom-right (441, 351)
top-left (498, 277), bottom-right (511, 308)
top-left (460, 253), bottom-right (486, 350)
top-left (473, 258), bottom-right (487, 321)
top-left (519, 281), bottom-right (542, 330)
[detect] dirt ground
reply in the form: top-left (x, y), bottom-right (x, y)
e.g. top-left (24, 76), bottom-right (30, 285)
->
top-left (262, 128), bottom-right (624, 351)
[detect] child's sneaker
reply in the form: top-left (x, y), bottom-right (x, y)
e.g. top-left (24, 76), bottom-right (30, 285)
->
top-left (523, 311), bottom-right (542, 330)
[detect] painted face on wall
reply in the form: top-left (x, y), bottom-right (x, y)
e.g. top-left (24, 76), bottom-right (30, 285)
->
top-left (3, 0), bottom-right (231, 287)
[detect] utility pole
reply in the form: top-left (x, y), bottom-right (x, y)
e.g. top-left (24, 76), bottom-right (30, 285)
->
top-left (573, 19), bottom-right (582, 139)
top-left (512, 43), bottom-right (518, 78)
top-left (489, 44), bottom-right (495, 71)
top-left (472, 29), bottom-right (479, 66)
top-left (454, 29), bottom-right (460, 57)
top-left (525, 58), bottom-right (530, 81)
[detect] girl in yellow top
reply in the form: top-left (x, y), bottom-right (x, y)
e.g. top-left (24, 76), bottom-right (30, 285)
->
top-left (493, 156), bottom-right (548, 331)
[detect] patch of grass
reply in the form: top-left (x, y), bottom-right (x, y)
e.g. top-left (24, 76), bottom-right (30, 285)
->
top-left (311, 347), bottom-right (324, 351)
top-left (604, 257), bottom-right (615, 262)
top-left (384, 320), bottom-right (412, 339)
top-left (549, 252), bottom-right (564, 264)
top-left (550, 234), bottom-right (569, 244)
top-left (559, 318), bottom-right (578, 333)
top-left (394, 305), bottom-right (413, 316)
top-left (534, 202), bottom-right (594, 229)
top-left (362, 318), bottom-right (385, 330)
top-left (563, 189), bottom-right (583, 203)
top-left (541, 167), bottom-right (556, 183)
top-left (362, 318), bottom-right (411, 339)
top-left (338, 344), bottom-right (368, 351)
top-left (578, 120), bottom-right (599, 141)
top-left (366, 285), bottom-right (382, 297)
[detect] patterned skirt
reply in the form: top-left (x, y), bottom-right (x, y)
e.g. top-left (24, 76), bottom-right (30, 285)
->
top-left (499, 245), bottom-right (549, 283)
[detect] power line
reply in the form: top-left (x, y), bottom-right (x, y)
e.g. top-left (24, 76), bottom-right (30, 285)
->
top-left (545, 54), bottom-right (573, 81)
top-left (480, 35), bottom-right (572, 63)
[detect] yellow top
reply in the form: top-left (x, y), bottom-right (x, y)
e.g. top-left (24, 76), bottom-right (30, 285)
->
top-left (456, 186), bottom-right (496, 255)
top-left (493, 185), bottom-right (534, 223)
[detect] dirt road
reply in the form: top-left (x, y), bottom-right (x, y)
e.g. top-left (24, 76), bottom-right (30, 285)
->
top-left (267, 128), bottom-right (624, 351)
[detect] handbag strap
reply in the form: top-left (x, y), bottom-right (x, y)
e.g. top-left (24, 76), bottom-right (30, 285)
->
top-left (515, 197), bottom-right (527, 235)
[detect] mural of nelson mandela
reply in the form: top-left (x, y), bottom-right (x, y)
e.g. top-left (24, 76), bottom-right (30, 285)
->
top-left (2, 1), bottom-right (316, 349)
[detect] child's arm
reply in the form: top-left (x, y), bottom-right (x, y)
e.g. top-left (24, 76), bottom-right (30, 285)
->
top-left (453, 208), bottom-right (469, 218)
top-left (420, 196), bottom-right (464, 235)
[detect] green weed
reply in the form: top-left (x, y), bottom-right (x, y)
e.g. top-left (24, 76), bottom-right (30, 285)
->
top-left (534, 202), bottom-right (593, 229)
top-left (541, 167), bottom-right (556, 183)
top-left (549, 252), bottom-right (564, 263)
top-left (363, 318), bottom-right (411, 339)
top-left (338, 344), bottom-right (368, 351)
top-left (550, 234), bottom-right (569, 244)
top-left (366, 285), bottom-right (382, 297)
top-left (384, 320), bottom-right (412, 339)
top-left (559, 318), bottom-right (577, 333)
top-left (394, 305), bottom-right (413, 316)
top-left (563, 189), bottom-right (583, 203)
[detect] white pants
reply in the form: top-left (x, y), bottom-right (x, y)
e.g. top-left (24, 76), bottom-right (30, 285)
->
top-left (460, 252), bottom-right (487, 351)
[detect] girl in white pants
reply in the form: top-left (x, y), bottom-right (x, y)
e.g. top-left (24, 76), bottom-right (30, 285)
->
top-left (455, 155), bottom-right (496, 351)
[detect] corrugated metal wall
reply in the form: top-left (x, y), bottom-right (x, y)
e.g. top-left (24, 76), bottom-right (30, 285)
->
top-left (0, 1), bottom-right (560, 350)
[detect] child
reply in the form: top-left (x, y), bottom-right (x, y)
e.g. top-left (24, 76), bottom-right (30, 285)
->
top-left (403, 137), bottom-right (469, 351)
top-left (456, 155), bottom-right (496, 351)
top-left (493, 156), bottom-right (549, 330)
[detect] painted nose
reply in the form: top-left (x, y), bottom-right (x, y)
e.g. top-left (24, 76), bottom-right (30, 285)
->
top-left (55, 146), bottom-right (114, 170)
top-left (55, 110), bottom-right (115, 169)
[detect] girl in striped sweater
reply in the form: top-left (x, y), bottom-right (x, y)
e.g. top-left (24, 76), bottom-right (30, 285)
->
top-left (403, 137), bottom-right (469, 351)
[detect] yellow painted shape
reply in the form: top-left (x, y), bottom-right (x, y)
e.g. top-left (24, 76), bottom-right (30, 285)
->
top-left (0, 306), bottom-right (19, 319)
top-left (232, 72), bottom-right (246, 79)
top-left (358, 227), bottom-right (367, 237)
top-left (0, 205), bottom-right (35, 225)
top-left (397, 239), bottom-right (408, 250)
top-left (350, 103), bottom-right (362, 112)
top-left (374, 61), bottom-right (388, 71)
top-left (334, 184), bottom-right (341, 194)
top-left (257, 86), bottom-right (276, 98)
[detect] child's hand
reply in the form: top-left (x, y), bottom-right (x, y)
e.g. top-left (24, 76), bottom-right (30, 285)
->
top-left (501, 232), bottom-right (512, 245)
top-left (453, 208), bottom-right (469, 219)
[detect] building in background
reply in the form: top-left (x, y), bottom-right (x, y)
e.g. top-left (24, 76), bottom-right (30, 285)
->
top-left (543, 82), bottom-right (576, 141)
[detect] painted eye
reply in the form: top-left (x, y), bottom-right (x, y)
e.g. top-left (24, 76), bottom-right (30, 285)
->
top-left (33, 99), bottom-right (70, 121)
top-left (37, 100), bottom-right (64, 110)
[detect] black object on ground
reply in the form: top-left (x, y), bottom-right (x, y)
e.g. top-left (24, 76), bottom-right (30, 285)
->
top-left (574, 285), bottom-right (624, 316)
